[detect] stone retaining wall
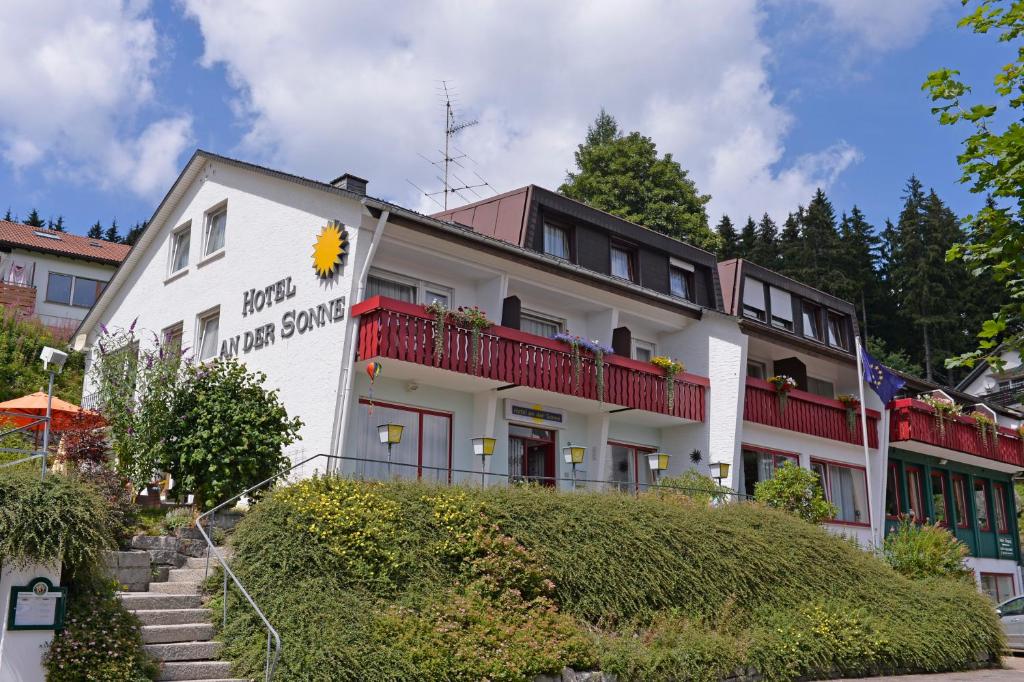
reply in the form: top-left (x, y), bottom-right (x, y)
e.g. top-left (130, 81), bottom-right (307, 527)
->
top-left (102, 550), bottom-right (151, 591)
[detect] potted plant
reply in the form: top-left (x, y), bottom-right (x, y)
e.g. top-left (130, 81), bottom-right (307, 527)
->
top-left (651, 356), bottom-right (685, 412)
top-left (451, 305), bottom-right (492, 375)
top-left (553, 332), bottom-right (613, 400)
top-left (767, 375), bottom-right (797, 414)
top-left (970, 410), bottom-right (998, 449)
top-left (920, 394), bottom-right (962, 440)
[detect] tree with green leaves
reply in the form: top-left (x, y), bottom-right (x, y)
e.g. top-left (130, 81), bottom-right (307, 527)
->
top-left (104, 220), bottom-right (120, 244)
top-left (924, 0), bottom-right (1024, 372)
top-left (124, 221), bottom-right (146, 246)
top-left (24, 209), bottom-right (44, 227)
top-left (47, 215), bottom-right (65, 232)
top-left (749, 212), bottom-right (781, 269)
top-left (2, 208), bottom-right (11, 221)
top-left (784, 189), bottom-right (847, 295)
top-left (777, 210), bottom-right (803, 279)
top-left (837, 206), bottom-right (883, 336)
top-left (0, 308), bottom-right (84, 403)
top-left (560, 110), bottom-right (719, 251)
top-left (87, 221), bottom-right (103, 239)
top-left (715, 215), bottom-right (739, 260)
top-left (738, 217), bottom-right (757, 257)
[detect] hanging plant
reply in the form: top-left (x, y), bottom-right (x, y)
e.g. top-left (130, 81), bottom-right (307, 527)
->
top-left (553, 332), bottom-right (613, 401)
top-left (837, 394), bottom-right (860, 435)
top-left (1017, 424), bottom-right (1024, 440)
top-left (920, 394), bottom-right (961, 440)
top-left (651, 356), bottom-right (685, 412)
top-left (767, 375), bottom-right (797, 414)
top-left (450, 306), bottom-right (492, 375)
top-left (970, 410), bottom-right (998, 449)
top-left (424, 300), bottom-right (449, 366)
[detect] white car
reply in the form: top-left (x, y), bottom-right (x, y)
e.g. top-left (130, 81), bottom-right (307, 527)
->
top-left (998, 596), bottom-right (1024, 651)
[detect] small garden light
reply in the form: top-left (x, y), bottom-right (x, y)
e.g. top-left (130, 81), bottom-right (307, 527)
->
top-left (561, 442), bottom-right (586, 488)
top-left (377, 423), bottom-right (404, 477)
top-left (709, 461), bottom-right (731, 486)
top-left (647, 452), bottom-right (670, 485)
top-left (471, 436), bottom-right (496, 486)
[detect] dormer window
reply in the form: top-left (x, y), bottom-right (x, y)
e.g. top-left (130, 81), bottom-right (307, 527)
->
top-left (669, 258), bottom-right (694, 301)
top-left (543, 221), bottom-right (570, 260)
top-left (769, 287), bottom-right (793, 331)
top-left (742, 277), bottom-right (766, 322)
top-left (802, 301), bottom-right (823, 341)
top-left (827, 312), bottom-right (849, 350)
top-left (610, 242), bottom-right (635, 281)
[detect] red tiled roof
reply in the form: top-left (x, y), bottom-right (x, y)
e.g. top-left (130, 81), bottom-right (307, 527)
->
top-left (0, 220), bottom-right (130, 265)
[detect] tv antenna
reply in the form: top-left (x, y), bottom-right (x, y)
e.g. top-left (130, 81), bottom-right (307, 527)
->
top-left (407, 81), bottom-right (495, 210)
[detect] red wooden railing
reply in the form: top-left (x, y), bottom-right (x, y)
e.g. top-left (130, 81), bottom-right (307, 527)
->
top-left (889, 398), bottom-right (1024, 467)
top-left (351, 296), bottom-right (707, 421)
top-left (743, 377), bottom-right (880, 448)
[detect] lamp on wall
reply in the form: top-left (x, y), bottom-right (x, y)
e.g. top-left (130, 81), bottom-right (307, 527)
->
top-left (647, 452), bottom-right (671, 485)
top-left (377, 423), bottom-right (404, 477)
top-left (561, 442), bottom-right (586, 488)
top-left (709, 461), bottom-right (731, 486)
top-left (471, 436), bottom-right (496, 486)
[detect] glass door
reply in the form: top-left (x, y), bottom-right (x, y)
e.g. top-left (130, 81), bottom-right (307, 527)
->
top-left (508, 425), bottom-right (556, 486)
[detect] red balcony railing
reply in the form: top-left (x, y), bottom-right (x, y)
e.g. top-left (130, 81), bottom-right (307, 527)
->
top-left (352, 296), bottom-right (707, 421)
top-left (744, 377), bottom-right (880, 448)
top-left (889, 398), bottom-right (1024, 467)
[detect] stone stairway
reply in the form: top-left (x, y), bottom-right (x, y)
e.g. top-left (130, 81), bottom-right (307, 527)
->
top-left (119, 552), bottom-right (250, 682)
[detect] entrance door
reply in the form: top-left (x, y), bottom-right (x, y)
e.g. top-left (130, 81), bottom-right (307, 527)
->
top-left (508, 424), bottom-right (556, 486)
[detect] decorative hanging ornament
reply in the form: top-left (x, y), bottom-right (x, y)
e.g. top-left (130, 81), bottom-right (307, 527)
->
top-left (366, 361), bottom-right (383, 414)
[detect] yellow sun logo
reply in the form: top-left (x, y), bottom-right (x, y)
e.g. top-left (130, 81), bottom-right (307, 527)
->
top-left (312, 222), bottom-right (347, 278)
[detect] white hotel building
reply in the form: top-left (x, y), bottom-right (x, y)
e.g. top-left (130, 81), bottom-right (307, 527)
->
top-left (75, 151), bottom-right (1023, 600)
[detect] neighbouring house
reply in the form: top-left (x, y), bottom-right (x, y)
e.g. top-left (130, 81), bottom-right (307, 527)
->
top-left (0, 220), bottom-right (129, 340)
top-left (957, 347), bottom-right (1024, 411)
top-left (72, 149), bottom-right (1022, 603)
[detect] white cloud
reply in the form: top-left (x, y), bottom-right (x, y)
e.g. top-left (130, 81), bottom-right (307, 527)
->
top-left (0, 1), bottom-right (192, 197)
top-left (182, 0), bottom-right (861, 225)
top-left (809, 0), bottom-right (950, 52)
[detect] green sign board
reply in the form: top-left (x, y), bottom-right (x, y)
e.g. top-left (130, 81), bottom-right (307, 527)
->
top-left (997, 536), bottom-right (1015, 559)
top-left (6, 577), bottom-right (66, 631)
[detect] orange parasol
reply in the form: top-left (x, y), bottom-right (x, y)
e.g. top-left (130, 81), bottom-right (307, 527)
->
top-left (0, 392), bottom-right (105, 432)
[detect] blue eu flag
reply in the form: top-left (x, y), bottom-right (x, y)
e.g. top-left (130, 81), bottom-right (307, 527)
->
top-left (861, 346), bottom-right (907, 405)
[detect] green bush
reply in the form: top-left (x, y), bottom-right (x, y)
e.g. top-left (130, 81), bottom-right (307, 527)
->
top-left (219, 479), bottom-right (1003, 681)
top-left (0, 306), bottom-right (84, 403)
top-left (754, 461), bottom-right (837, 524)
top-left (882, 517), bottom-right (973, 581)
top-left (162, 506), bottom-right (194, 533)
top-left (653, 469), bottom-right (732, 504)
top-left (43, 580), bottom-right (158, 681)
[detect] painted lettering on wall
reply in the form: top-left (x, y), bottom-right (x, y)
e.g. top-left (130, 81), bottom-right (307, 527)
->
top-left (220, 276), bottom-right (345, 358)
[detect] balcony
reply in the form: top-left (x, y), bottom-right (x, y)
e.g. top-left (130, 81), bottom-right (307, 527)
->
top-left (0, 280), bottom-right (35, 318)
top-left (351, 296), bottom-right (707, 421)
top-left (744, 377), bottom-right (880, 448)
top-left (889, 398), bottom-right (1024, 467)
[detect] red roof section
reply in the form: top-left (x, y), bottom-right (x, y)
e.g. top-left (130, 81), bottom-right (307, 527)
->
top-left (0, 220), bottom-right (130, 265)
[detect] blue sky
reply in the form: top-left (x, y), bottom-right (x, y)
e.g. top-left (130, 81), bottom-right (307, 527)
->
top-left (0, 1), bottom-right (1012, 239)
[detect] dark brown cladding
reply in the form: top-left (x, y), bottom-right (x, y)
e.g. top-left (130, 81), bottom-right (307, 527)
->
top-left (433, 185), bottom-right (724, 312)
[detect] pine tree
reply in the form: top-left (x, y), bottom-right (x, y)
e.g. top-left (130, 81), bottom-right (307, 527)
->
top-left (716, 215), bottom-right (739, 260)
top-left (3, 208), bottom-right (12, 221)
top-left (50, 215), bottom-right (65, 232)
top-left (24, 209), bottom-right (45, 227)
top-left (124, 221), bottom-right (146, 246)
top-left (836, 206), bottom-right (882, 337)
top-left (104, 220), bottom-right (121, 244)
top-left (787, 190), bottom-right (845, 294)
top-left (738, 217), bottom-right (757, 258)
top-left (749, 213), bottom-right (781, 268)
top-left (87, 222), bottom-right (104, 239)
top-left (560, 110), bottom-right (718, 251)
top-left (778, 210), bottom-right (803, 279)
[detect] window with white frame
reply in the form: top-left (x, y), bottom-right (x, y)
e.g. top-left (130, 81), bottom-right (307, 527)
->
top-left (632, 339), bottom-right (656, 363)
top-left (802, 301), bottom-right (824, 341)
top-left (811, 459), bottom-right (869, 525)
top-left (827, 312), bottom-right (849, 350)
top-left (669, 258), bottom-right (695, 301)
top-left (806, 376), bottom-right (834, 399)
top-left (543, 221), bottom-right (571, 260)
top-left (769, 286), bottom-right (793, 331)
top-left (203, 205), bottom-right (227, 257)
top-left (520, 309), bottom-right (564, 338)
top-left (610, 243), bottom-right (635, 281)
top-left (365, 269), bottom-right (451, 306)
top-left (169, 223), bottom-right (190, 274)
top-left (197, 309), bottom-right (220, 361)
top-left (742, 277), bottom-right (766, 322)
top-left (353, 400), bottom-right (451, 482)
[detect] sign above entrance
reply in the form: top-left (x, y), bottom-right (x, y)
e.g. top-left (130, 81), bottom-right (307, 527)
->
top-left (505, 400), bottom-right (566, 430)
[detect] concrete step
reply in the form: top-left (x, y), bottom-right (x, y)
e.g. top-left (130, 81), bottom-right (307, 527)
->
top-left (184, 551), bottom-right (231, 570)
top-left (169, 568), bottom-right (208, 583)
top-left (156, 660), bottom-right (234, 681)
top-left (142, 623), bottom-right (215, 644)
top-left (149, 581), bottom-right (201, 595)
top-left (145, 640), bottom-right (223, 662)
top-left (119, 593), bottom-right (202, 610)
top-left (132, 608), bottom-right (211, 626)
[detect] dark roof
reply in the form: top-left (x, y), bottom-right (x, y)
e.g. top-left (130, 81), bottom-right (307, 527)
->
top-left (0, 220), bottom-right (129, 265)
top-left (892, 367), bottom-right (1023, 418)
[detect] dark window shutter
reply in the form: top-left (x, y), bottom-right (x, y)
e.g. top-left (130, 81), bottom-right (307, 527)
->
top-left (501, 295), bottom-right (521, 329)
top-left (612, 326), bottom-right (632, 357)
top-left (772, 357), bottom-right (807, 392)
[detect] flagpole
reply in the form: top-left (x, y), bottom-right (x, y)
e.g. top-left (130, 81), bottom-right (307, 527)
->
top-left (854, 335), bottom-right (877, 546)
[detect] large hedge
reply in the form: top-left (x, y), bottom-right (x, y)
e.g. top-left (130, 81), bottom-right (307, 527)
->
top-left (219, 479), bottom-right (1003, 681)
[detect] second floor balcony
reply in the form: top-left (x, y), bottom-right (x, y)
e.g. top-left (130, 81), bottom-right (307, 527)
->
top-left (351, 296), bottom-right (708, 422)
top-left (744, 377), bottom-right (880, 448)
top-left (889, 398), bottom-right (1024, 468)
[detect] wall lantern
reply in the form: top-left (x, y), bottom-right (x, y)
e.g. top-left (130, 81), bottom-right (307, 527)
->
top-left (471, 436), bottom-right (496, 486)
top-left (562, 442), bottom-right (586, 488)
top-left (377, 423), bottom-right (404, 477)
top-left (647, 452), bottom-right (670, 485)
top-left (709, 461), bottom-right (731, 485)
